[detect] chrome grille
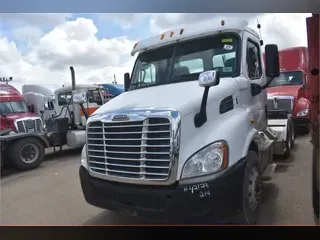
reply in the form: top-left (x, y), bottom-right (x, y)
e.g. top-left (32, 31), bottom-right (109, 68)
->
top-left (87, 118), bottom-right (172, 181)
top-left (15, 118), bottom-right (43, 133)
top-left (267, 98), bottom-right (293, 113)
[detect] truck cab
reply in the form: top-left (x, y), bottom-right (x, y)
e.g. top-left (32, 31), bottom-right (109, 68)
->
top-left (79, 18), bottom-right (283, 224)
top-left (265, 47), bottom-right (311, 133)
top-left (0, 84), bottom-right (43, 133)
top-left (22, 84), bottom-right (58, 123)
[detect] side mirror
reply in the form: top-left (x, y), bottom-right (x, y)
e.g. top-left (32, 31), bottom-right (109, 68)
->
top-left (124, 73), bottom-right (131, 91)
top-left (301, 84), bottom-right (309, 90)
top-left (1, 112), bottom-right (7, 118)
top-left (265, 44), bottom-right (280, 80)
top-left (198, 70), bottom-right (220, 88)
top-left (194, 70), bottom-right (220, 128)
top-left (73, 92), bottom-right (87, 104)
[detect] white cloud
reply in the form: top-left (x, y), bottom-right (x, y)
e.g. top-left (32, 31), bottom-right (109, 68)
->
top-left (0, 17), bottom-right (137, 92)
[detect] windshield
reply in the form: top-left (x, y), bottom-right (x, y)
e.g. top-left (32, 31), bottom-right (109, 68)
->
top-left (269, 71), bottom-right (303, 87)
top-left (130, 33), bottom-right (239, 90)
top-left (0, 100), bottom-right (29, 114)
top-left (87, 89), bottom-right (103, 106)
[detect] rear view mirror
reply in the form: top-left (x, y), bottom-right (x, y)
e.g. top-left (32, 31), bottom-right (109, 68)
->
top-left (198, 70), bottom-right (220, 88)
top-left (124, 73), bottom-right (131, 91)
top-left (265, 44), bottom-right (280, 79)
top-left (73, 92), bottom-right (87, 104)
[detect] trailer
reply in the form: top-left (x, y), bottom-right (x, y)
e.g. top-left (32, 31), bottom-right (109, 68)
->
top-left (306, 14), bottom-right (319, 224)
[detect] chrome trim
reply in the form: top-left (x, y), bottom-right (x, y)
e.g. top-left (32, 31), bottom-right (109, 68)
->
top-left (86, 107), bottom-right (181, 186)
top-left (14, 117), bottom-right (43, 133)
top-left (267, 95), bottom-right (294, 112)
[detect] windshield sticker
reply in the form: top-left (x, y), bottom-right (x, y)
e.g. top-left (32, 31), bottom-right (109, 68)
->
top-left (221, 38), bottom-right (233, 43)
top-left (223, 44), bottom-right (233, 51)
top-left (223, 67), bottom-right (233, 72)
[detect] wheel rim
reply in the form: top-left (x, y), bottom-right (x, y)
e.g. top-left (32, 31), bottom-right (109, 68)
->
top-left (247, 166), bottom-right (261, 211)
top-left (19, 143), bottom-right (40, 164)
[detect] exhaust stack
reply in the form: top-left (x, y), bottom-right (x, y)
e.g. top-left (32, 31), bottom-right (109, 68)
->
top-left (70, 66), bottom-right (81, 127)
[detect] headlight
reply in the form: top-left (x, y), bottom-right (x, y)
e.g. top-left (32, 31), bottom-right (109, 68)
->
top-left (297, 108), bottom-right (309, 117)
top-left (181, 141), bottom-right (228, 179)
top-left (81, 144), bottom-right (88, 169)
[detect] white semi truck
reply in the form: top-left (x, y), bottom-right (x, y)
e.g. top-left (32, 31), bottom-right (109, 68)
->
top-left (78, 19), bottom-right (292, 224)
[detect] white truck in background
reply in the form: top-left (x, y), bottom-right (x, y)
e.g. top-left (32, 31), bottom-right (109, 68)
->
top-left (78, 18), bottom-right (292, 224)
top-left (22, 84), bottom-right (58, 123)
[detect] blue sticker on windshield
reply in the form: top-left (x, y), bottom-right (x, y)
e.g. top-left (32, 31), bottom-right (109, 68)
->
top-left (223, 67), bottom-right (233, 72)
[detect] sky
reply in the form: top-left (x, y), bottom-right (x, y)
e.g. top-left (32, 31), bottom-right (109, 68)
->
top-left (0, 13), bottom-right (312, 92)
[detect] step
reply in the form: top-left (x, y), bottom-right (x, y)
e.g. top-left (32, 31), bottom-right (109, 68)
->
top-left (261, 163), bottom-right (277, 181)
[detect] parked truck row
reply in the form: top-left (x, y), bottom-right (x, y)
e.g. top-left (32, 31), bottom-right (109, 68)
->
top-left (78, 18), bottom-right (302, 224)
top-left (0, 67), bottom-right (107, 171)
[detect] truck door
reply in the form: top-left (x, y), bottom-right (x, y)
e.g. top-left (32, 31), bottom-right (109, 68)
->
top-left (242, 32), bottom-right (267, 131)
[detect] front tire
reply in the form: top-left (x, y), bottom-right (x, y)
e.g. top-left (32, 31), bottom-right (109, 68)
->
top-left (238, 150), bottom-right (263, 224)
top-left (9, 137), bottom-right (45, 171)
top-left (284, 122), bottom-right (292, 158)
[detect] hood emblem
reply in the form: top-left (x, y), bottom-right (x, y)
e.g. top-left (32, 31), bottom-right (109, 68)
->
top-left (112, 114), bottom-right (130, 121)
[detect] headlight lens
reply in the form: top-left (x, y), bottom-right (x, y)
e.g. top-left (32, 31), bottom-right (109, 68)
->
top-left (181, 141), bottom-right (228, 179)
top-left (297, 108), bottom-right (309, 117)
top-left (81, 144), bottom-right (88, 169)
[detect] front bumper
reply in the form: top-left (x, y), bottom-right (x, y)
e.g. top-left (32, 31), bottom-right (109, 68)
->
top-left (294, 117), bottom-right (310, 128)
top-left (79, 158), bottom-right (247, 223)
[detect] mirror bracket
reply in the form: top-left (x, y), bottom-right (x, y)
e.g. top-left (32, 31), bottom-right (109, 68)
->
top-left (251, 83), bottom-right (262, 97)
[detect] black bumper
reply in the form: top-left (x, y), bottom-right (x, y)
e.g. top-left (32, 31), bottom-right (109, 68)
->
top-left (79, 158), bottom-right (247, 223)
top-left (294, 118), bottom-right (310, 128)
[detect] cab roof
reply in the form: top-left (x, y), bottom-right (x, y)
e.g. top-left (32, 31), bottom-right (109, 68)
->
top-left (54, 84), bottom-right (100, 94)
top-left (131, 18), bottom-right (259, 56)
top-left (0, 84), bottom-right (22, 97)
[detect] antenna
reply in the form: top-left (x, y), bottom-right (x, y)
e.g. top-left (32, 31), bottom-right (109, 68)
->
top-left (256, 18), bottom-right (263, 46)
top-left (0, 77), bottom-right (13, 84)
top-left (113, 74), bottom-right (117, 84)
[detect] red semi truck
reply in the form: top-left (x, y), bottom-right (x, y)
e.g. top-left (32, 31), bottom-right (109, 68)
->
top-left (265, 47), bottom-right (311, 134)
top-left (0, 83), bottom-right (43, 132)
top-left (0, 83), bottom-right (47, 171)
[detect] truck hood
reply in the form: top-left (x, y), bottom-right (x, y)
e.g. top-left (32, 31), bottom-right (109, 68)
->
top-left (4, 112), bottom-right (39, 121)
top-left (93, 78), bottom-right (239, 117)
top-left (267, 85), bottom-right (300, 97)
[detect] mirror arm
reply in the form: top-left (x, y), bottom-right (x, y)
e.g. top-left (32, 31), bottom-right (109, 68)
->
top-left (194, 86), bottom-right (210, 128)
top-left (79, 103), bottom-right (89, 120)
top-left (251, 76), bottom-right (275, 97)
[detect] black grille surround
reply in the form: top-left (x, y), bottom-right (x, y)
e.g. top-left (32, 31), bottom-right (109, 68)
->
top-left (86, 117), bottom-right (173, 181)
top-left (15, 118), bottom-right (43, 133)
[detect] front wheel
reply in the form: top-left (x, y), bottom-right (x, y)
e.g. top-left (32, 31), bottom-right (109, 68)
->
top-left (284, 124), bottom-right (292, 158)
top-left (238, 150), bottom-right (263, 224)
top-left (9, 137), bottom-right (45, 171)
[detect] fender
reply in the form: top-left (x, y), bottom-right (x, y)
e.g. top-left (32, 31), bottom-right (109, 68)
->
top-left (177, 107), bottom-right (259, 179)
top-left (0, 132), bottom-right (50, 148)
top-left (242, 128), bottom-right (259, 157)
top-left (293, 97), bottom-right (310, 118)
